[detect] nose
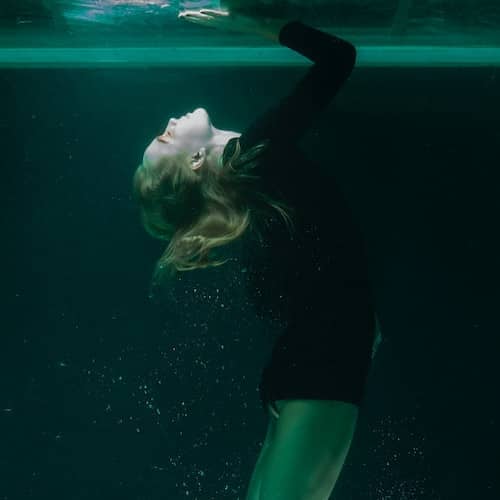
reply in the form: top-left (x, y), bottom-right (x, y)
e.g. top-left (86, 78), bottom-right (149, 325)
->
top-left (162, 118), bottom-right (177, 134)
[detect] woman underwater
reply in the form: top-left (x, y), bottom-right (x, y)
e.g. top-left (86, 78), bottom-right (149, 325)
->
top-left (133, 7), bottom-right (382, 500)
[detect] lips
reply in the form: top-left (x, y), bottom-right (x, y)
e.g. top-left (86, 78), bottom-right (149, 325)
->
top-left (157, 129), bottom-right (172, 142)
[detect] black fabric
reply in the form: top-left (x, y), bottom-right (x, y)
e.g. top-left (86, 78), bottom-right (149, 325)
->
top-left (223, 21), bottom-right (378, 413)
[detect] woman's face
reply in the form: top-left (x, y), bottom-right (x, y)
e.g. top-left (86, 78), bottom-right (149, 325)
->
top-left (142, 107), bottom-right (213, 168)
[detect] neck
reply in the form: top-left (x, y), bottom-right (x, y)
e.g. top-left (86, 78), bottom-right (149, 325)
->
top-left (211, 127), bottom-right (241, 147)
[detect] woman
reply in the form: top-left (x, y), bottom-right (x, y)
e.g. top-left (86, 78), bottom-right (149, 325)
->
top-left (133, 8), bottom-right (382, 500)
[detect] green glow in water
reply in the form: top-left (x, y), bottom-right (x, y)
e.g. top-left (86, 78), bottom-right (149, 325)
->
top-left (1, 46), bottom-right (499, 68)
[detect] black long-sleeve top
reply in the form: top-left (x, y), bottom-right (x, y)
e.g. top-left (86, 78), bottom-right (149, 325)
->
top-left (222, 21), bottom-right (376, 331)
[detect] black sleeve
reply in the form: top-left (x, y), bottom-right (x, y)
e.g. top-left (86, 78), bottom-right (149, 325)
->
top-left (236, 21), bottom-right (357, 154)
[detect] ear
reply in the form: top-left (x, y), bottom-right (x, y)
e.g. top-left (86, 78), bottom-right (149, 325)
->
top-left (190, 147), bottom-right (206, 170)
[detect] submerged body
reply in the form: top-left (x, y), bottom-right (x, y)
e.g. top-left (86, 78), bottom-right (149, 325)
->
top-left (222, 20), bottom-right (381, 500)
top-left (141, 12), bottom-right (382, 500)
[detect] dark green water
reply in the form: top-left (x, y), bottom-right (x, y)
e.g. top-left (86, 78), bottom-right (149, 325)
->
top-left (1, 2), bottom-right (499, 499)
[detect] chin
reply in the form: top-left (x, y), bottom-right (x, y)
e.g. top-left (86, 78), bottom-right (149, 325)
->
top-left (192, 108), bottom-right (213, 136)
top-left (193, 107), bottom-right (207, 116)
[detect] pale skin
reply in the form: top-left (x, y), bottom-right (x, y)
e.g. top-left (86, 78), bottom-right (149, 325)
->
top-left (144, 8), bottom-right (362, 500)
top-left (142, 106), bottom-right (241, 173)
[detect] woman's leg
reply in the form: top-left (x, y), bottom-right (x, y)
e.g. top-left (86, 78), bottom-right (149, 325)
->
top-left (244, 406), bottom-right (278, 500)
top-left (259, 399), bottom-right (359, 500)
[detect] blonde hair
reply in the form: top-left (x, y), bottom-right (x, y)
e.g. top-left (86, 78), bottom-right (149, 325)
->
top-left (132, 138), bottom-right (295, 291)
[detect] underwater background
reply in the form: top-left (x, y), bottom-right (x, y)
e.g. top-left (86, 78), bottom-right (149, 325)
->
top-left (1, 2), bottom-right (499, 499)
